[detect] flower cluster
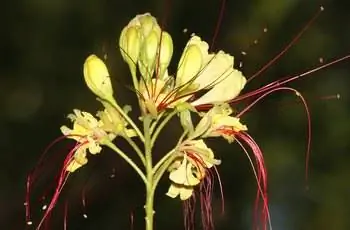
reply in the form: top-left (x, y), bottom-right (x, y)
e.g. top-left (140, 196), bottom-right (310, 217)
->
top-left (30, 12), bottom-right (272, 230)
top-left (117, 13), bottom-right (249, 200)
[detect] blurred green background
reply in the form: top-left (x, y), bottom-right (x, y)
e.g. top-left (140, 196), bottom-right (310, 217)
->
top-left (1, 0), bottom-right (350, 229)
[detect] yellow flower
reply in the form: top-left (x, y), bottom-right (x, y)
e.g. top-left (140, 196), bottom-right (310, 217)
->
top-left (189, 104), bottom-right (247, 142)
top-left (60, 110), bottom-right (109, 172)
top-left (176, 35), bottom-right (246, 106)
top-left (166, 139), bottom-right (220, 200)
top-left (96, 99), bottom-right (136, 137)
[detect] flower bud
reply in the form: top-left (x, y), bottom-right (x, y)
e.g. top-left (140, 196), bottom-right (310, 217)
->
top-left (139, 30), bottom-right (159, 79)
top-left (158, 32), bottom-right (173, 79)
top-left (119, 27), bottom-right (141, 76)
top-left (176, 44), bottom-right (203, 87)
top-left (138, 13), bottom-right (160, 37)
top-left (119, 13), bottom-right (173, 81)
top-left (83, 55), bottom-right (113, 100)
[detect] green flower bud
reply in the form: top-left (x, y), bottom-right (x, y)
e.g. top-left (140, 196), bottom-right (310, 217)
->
top-left (176, 44), bottom-right (203, 87)
top-left (158, 32), bottom-right (173, 79)
top-left (83, 55), bottom-right (114, 100)
top-left (119, 13), bottom-right (173, 82)
top-left (138, 13), bottom-right (161, 37)
top-left (139, 30), bottom-right (159, 79)
top-left (119, 27), bottom-right (141, 77)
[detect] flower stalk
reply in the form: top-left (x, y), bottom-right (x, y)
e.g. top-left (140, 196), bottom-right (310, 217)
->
top-left (27, 8), bottom-right (349, 230)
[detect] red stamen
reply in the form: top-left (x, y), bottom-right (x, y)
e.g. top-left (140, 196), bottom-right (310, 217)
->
top-left (235, 131), bottom-right (270, 230)
top-left (35, 141), bottom-right (88, 229)
top-left (247, 6), bottom-right (324, 83)
top-left (183, 193), bottom-right (196, 230)
top-left (232, 54), bottom-right (350, 105)
top-left (213, 166), bottom-right (225, 215)
top-left (64, 201), bottom-right (68, 230)
top-left (25, 134), bottom-right (84, 225)
top-left (235, 87), bottom-right (312, 184)
top-left (210, 0), bottom-right (226, 51)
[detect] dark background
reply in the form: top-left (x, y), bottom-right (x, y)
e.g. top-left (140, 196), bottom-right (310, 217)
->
top-left (1, 0), bottom-right (350, 229)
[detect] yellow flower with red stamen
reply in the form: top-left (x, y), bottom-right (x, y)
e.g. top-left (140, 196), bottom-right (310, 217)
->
top-left (60, 110), bottom-right (107, 172)
top-left (191, 103), bottom-right (247, 142)
top-left (60, 106), bottom-right (135, 172)
top-left (166, 139), bottom-right (220, 200)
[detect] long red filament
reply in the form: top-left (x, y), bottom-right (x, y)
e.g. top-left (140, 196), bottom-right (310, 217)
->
top-left (235, 131), bottom-right (270, 230)
top-left (25, 134), bottom-right (84, 225)
top-left (236, 87), bottom-right (312, 183)
top-left (247, 6), bottom-right (324, 83)
top-left (210, 0), bottom-right (226, 51)
top-left (35, 141), bottom-right (88, 229)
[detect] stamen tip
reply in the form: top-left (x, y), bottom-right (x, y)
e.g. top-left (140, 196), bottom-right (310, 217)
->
top-left (26, 221), bottom-right (33, 225)
top-left (83, 213), bottom-right (88, 219)
top-left (42, 204), bottom-right (48, 210)
top-left (320, 6), bottom-right (324, 11)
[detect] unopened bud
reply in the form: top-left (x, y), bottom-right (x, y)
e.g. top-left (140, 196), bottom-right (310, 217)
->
top-left (83, 55), bottom-right (114, 100)
top-left (119, 27), bottom-right (141, 76)
top-left (158, 32), bottom-right (173, 79)
top-left (176, 44), bottom-right (203, 87)
top-left (139, 30), bottom-right (159, 79)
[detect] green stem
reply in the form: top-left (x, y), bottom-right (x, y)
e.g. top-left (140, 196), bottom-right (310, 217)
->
top-left (152, 152), bottom-right (179, 192)
top-left (104, 141), bottom-right (147, 184)
top-left (143, 115), bottom-right (154, 230)
top-left (149, 111), bottom-right (164, 134)
top-left (152, 149), bottom-right (175, 174)
top-left (152, 131), bottom-right (187, 191)
top-left (108, 98), bottom-right (145, 142)
top-left (150, 110), bottom-right (177, 147)
top-left (122, 134), bottom-right (146, 166)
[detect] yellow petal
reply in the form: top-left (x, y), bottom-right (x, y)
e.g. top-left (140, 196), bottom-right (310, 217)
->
top-left (176, 44), bottom-right (202, 87)
top-left (191, 68), bottom-right (246, 106)
top-left (184, 163), bottom-right (200, 186)
top-left (169, 158), bottom-right (187, 184)
top-left (166, 184), bottom-right (194, 200)
top-left (66, 148), bottom-right (88, 172)
top-left (179, 186), bottom-right (194, 200)
top-left (213, 115), bottom-right (247, 131)
top-left (166, 184), bottom-right (180, 198)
